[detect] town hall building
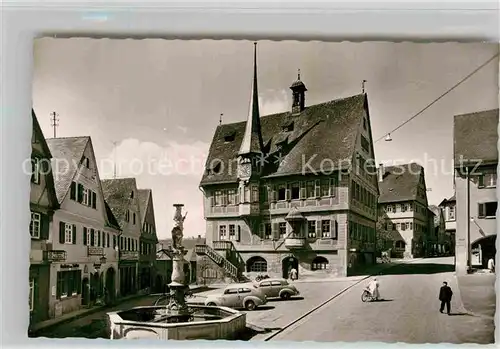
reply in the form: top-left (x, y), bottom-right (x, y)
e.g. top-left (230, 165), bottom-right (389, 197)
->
top-left (196, 43), bottom-right (379, 282)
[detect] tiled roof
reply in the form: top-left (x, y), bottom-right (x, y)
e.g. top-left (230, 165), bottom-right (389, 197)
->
top-left (46, 136), bottom-right (90, 203)
top-left (389, 229), bottom-right (404, 242)
top-left (32, 110), bottom-right (59, 209)
top-left (137, 189), bottom-right (151, 224)
top-left (200, 94), bottom-right (367, 185)
top-left (104, 200), bottom-right (121, 230)
top-left (454, 109), bottom-right (499, 167)
top-left (378, 163), bottom-right (423, 204)
top-left (101, 178), bottom-right (137, 229)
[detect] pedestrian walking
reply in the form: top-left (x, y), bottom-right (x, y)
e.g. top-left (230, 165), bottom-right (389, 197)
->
top-left (289, 267), bottom-right (297, 281)
top-left (438, 281), bottom-right (453, 315)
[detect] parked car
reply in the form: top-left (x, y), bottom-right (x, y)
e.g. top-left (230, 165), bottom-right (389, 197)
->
top-left (255, 278), bottom-right (300, 300)
top-left (204, 283), bottom-right (267, 310)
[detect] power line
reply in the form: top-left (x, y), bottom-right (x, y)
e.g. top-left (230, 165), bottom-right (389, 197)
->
top-left (375, 52), bottom-right (499, 143)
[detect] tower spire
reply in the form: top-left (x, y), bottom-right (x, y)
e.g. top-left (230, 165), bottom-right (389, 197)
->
top-left (238, 42), bottom-right (264, 156)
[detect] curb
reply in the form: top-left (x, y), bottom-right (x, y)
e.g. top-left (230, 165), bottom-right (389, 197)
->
top-left (30, 285), bottom-right (211, 336)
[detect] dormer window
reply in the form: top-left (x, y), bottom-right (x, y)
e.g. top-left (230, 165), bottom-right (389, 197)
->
top-left (130, 191), bottom-right (134, 199)
top-left (207, 160), bottom-right (222, 176)
top-left (224, 132), bottom-right (236, 143)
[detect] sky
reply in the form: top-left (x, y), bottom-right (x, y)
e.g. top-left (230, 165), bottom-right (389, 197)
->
top-left (32, 39), bottom-right (499, 239)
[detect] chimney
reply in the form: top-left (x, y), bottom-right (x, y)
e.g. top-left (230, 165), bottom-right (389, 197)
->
top-left (378, 163), bottom-right (384, 182)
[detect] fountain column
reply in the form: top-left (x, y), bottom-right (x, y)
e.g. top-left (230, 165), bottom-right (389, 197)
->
top-left (166, 204), bottom-right (191, 321)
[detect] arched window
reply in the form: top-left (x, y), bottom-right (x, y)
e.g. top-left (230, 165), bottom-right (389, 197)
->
top-left (395, 240), bottom-right (406, 249)
top-left (246, 256), bottom-right (268, 272)
top-left (312, 256), bottom-right (329, 270)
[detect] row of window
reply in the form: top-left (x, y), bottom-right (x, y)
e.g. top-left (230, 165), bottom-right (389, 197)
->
top-left (58, 221), bottom-right (139, 252)
top-left (125, 210), bottom-right (137, 225)
top-left (478, 173), bottom-right (497, 188)
top-left (351, 181), bottom-right (377, 210)
top-left (384, 221), bottom-right (426, 233)
top-left (143, 222), bottom-right (155, 234)
top-left (245, 256), bottom-right (329, 273)
top-left (478, 201), bottom-right (497, 218)
top-left (212, 178), bottom-right (339, 206)
top-left (219, 224), bottom-right (240, 241)
top-left (384, 202), bottom-right (427, 215)
top-left (69, 181), bottom-right (98, 209)
top-left (252, 220), bottom-right (337, 240)
top-left (140, 242), bottom-right (155, 256)
top-left (349, 221), bottom-right (376, 243)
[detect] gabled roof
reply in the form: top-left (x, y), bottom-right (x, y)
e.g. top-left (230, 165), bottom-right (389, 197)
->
top-left (438, 194), bottom-right (456, 207)
top-left (378, 163), bottom-right (423, 204)
top-left (101, 178), bottom-right (138, 229)
top-left (454, 109), bottom-right (498, 167)
top-left (46, 136), bottom-right (90, 203)
top-left (31, 110), bottom-right (59, 209)
top-left (201, 93), bottom-right (367, 185)
top-left (137, 189), bottom-right (152, 224)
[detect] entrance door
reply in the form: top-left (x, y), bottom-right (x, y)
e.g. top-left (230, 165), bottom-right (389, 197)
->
top-left (282, 257), bottom-right (299, 279)
top-left (81, 278), bottom-right (89, 306)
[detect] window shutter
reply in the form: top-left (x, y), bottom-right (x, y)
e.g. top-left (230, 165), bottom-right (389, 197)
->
top-left (59, 222), bottom-right (65, 244)
top-left (90, 229), bottom-right (95, 246)
top-left (236, 225), bottom-right (241, 242)
top-left (315, 180), bottom-right (321, 197)
top-left (77, 184), bottom-right (84, 203)
top-left (70, 182), bottom-right (77, 200)
top-left (272, 223), bottom-right (279, 240)
top-left (300, 182), bottom-right (306, 199)
top-left (272, 185), bottom-right (277, 202)
top-left (478, 175), bottom-right (484, 188)
top-left (72, 225), bottom-right (76, 244)
top-left (478, 203), bottom-right (485, 218)
top-left (40, 214), bottom-right (49, 240)
top-left (316, 220), bottom-right (322, 236)
top-left (92, 192), bottom-right (97, 209)
top-left (97, 230), bottom-right (101, 247)
top-left (83, 227), bottom-right (88, 245)
top-left (56, 272), bottom-right (61, 299)
top-left (329, 178), bottom-right (335, 197)
top-left (331, 219), bottom-right (337, 239)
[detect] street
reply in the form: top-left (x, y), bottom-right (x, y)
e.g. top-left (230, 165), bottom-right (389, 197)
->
top-left (270, 257), bottom-right (494, 344)
top-left (33, 257), bottom-right (494, 344)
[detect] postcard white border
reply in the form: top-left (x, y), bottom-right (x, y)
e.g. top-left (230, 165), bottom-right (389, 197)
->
top-left (1, 1), bottom-right (498, 348)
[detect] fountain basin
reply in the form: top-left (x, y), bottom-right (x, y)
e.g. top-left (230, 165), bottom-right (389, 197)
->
top-left (107, 305), bottom-right (246, 340)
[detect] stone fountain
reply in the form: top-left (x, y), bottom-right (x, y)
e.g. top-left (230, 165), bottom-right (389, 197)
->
top-left (107, 204), bottom-right (246, 340)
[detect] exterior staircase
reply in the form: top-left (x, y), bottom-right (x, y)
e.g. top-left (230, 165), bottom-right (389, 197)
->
top-left (195, 242), bottom-right (247, 282)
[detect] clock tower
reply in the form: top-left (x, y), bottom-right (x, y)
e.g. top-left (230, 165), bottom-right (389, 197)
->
top-left (237, 42), bottom-right (265, 205)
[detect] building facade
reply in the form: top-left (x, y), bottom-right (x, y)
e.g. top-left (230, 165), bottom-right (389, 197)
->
top-left (438, 195), bottom-right (456, 256)
top-left (197, 44), bottom-right (378, 282)
top-left (45, 136), bottom-right (120, 318)
top-left (378, 163), bottom-right (430, 259)
top-left (428, 205), bottom-right (447, 256)
top-left (101, 178), bottom-right (142, 297)
top-left (137, 189), bottom-right (158, 292)
top-left (29, 110), bottom-right (60, 327)
top-left (454, 109), bottom-right (498, 274)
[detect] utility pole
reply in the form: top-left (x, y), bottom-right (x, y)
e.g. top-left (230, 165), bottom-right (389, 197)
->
top-left (50, 112), bottom-right (59, 138)
top-left (112, 141), bottom-right (118, 179)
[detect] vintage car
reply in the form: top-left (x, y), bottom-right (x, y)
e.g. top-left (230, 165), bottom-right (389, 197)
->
top-left (255, 278), bottom-right (300, 300)
top-left (204, 283), bottom-right (267, 310)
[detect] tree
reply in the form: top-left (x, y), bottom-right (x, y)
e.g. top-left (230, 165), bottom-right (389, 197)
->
top-left (376, 211), bottom-right (394, 256)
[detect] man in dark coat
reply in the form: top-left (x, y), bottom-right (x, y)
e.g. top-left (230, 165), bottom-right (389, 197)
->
top-left (439, 281), bottom-right (453, 314)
